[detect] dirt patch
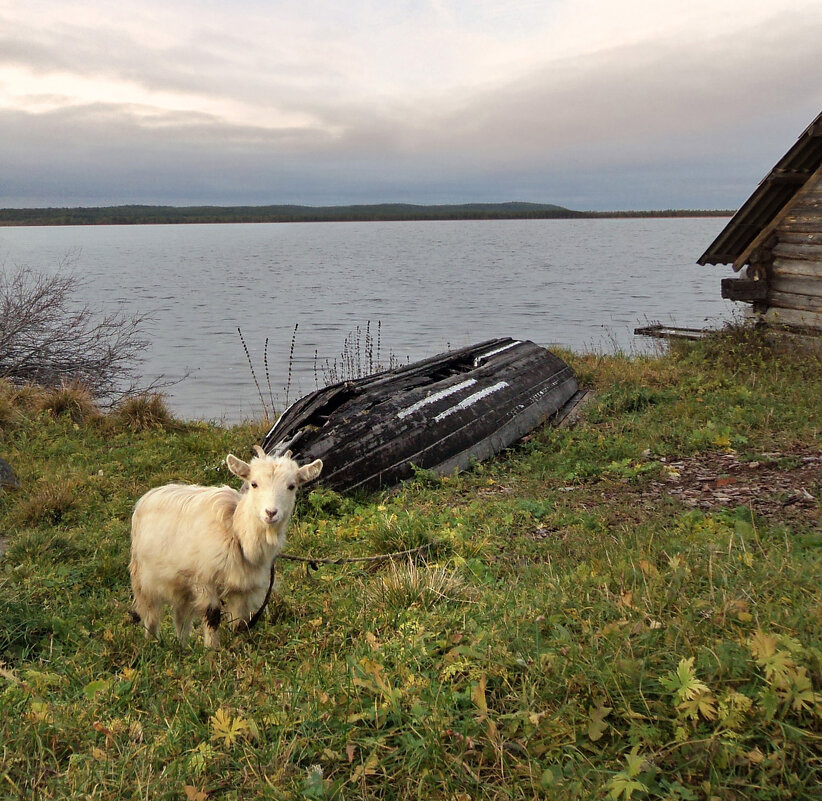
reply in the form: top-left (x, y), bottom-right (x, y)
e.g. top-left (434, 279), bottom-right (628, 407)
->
top-left (618, 447), bottom-right (821, 523)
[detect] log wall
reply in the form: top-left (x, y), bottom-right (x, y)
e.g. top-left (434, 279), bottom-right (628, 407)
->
top-left (765, 170), bottom-right (822, 330)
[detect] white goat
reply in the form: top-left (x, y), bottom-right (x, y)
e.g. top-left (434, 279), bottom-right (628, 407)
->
top-left (129, 446), bottom-right (322, 648)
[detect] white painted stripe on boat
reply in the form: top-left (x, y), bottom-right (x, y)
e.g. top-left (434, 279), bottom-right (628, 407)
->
top-left (397, 379), bottom-right (477, 419)
top-left (473, 340), bottom-right (522, 365)
top-left (433, 381), bottom-right (510, 422)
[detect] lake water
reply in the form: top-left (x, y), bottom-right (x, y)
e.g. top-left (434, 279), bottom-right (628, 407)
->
top-left (0, 218), bottom-right (732, 422)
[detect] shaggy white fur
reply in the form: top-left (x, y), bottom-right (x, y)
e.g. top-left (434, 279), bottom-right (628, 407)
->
top-left (129, 446), bottom-right (322, 648)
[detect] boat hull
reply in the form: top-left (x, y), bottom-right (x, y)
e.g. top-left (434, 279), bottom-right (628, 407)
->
top-left (261, 338), bottom-right (579, 493)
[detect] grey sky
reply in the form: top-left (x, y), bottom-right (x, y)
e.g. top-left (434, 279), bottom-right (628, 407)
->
top-left (2, 0), bottom-right (821, 209)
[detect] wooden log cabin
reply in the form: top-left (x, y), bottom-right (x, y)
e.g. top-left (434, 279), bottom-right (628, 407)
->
top-left (698, 109), bottom-right (822, 333)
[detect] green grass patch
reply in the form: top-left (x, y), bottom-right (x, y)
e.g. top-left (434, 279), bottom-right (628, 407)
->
top-left (1, 326), bottom-right (820, 799)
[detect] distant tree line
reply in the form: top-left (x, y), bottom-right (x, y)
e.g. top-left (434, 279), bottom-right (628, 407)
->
top-left (0, 203), bottom-right (734, 227)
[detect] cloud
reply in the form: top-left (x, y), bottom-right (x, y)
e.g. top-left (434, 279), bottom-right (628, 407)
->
top-left (1, 0), bottom-right (821, 208)
top-left (348, 12), bottom-right (822, 159)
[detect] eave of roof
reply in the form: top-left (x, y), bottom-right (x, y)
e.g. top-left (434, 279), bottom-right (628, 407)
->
top-left (698, 110), bottom-right (822, 266)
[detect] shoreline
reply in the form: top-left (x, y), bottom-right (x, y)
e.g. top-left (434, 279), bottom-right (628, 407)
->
top-left (0, 203), bottom-right (734, 227)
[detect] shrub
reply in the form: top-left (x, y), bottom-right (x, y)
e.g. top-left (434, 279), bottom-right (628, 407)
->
top-left (0, 265), bottom-right (151, 403)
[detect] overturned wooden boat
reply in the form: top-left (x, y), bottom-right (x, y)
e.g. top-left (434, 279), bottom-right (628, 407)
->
top-left (261, 338), bottom-right (581, 493)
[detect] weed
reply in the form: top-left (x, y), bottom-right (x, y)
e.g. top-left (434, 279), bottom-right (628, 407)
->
top-left (364, 560), bottom-right (468, 612)
top-left (37, 381), bottom-right (99, 423)
top-left (0, 380), bottom-right (47, 415)
top-left (370, 509), bottom-right (438, 554)
top-left (13, 480), bottom-right (80, 527)
top-left (319, 320), bottom-right (406, 385)
top-left (237, 326), bottom-right (274, 422)
top-left (112, 392), bottom-right (178, 432)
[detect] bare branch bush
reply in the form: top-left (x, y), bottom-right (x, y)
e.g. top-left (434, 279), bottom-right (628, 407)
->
top-left (0, 264), bottom-right (156, 404)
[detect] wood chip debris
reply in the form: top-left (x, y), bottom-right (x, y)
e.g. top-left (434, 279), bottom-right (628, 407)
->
top-left (631, 447), bottom-right (820, 519)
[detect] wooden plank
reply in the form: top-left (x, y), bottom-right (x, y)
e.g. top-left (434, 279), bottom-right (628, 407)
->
top-left (776, 232), bottom-right (822, 246)
top-left (772, 257), bottom-right (822, 278)
top-left (633, 325), bottom-right (711, 340)
top-left (427, 378), bottom-right (579, 482)
top-left (761, 307), bottom-right (822, 331)
top-left (790, 200), bottom-right (822, 212)
top-left (336, 369), bottom-right (578, 491)
top-left (770, 277), bottom-right (822, 297)
top-left (767, 290), bottom-right (822, 313)
top-left (782, 211), bottom-right (822, 226)
top-left (264, 338), bottom-right (506, 448)
top-left (790, 188), bottom-right (822, 205)
top-left (722, 278), bottom-right (768, 302)
top-left (777, 219), bottom-right (822, 234)
top-left (768, 169), bottom-right (812, 185)
top-left (772, 241), bottom-right (822, 260)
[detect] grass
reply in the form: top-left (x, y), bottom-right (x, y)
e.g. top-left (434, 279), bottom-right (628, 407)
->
top-left (111, 393), bottom-right (180, 432)
top-left (0, 325), bottom-right (820, 799)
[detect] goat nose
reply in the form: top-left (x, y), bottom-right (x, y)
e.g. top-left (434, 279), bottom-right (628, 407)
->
top-left (266, 508), bottom-right (278, 519)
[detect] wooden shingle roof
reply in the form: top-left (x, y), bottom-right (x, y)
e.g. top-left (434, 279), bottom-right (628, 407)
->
top-left (698, 109), bottom-right (822, 267)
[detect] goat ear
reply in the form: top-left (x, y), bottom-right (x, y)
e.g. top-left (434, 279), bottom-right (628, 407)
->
top-left (227, 454), bottom-right (250, 479)
top-left (297, 459), bottom-right (323, 484)
top-left (252, 445), bottom-right (266, 459)
top-left (282, 449), bottom-right (293, 459)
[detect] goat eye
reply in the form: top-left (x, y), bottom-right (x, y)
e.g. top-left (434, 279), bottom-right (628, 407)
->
top-left (288, 483), bottom-right (296, 491)
top-left (250, 481), bottom-right (258, 489)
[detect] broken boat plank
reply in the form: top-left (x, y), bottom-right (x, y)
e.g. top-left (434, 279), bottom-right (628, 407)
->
top-left (262, 338), bottom-right (580, 492)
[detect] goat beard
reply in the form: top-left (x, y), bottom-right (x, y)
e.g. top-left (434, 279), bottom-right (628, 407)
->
top-left (265, 524), bottom-right (284, 547)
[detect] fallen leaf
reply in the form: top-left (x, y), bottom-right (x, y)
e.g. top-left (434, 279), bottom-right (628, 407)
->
top-left (210, 708), bottom-right (248, 746)
top-left (749, 631), bottom-right (779, 662)
top-left (638, 559), bottom-right (659, 578)
top-left (351, 752), bottom-right (380, 782)
top-left (83, 679), bottom-right (111, 700)
top-left (472, 674), bottom-right (488, 714)
top-left (0, 665), bottom-right (19, 684)
top-left (587, 704), bottom-right (612, 741)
